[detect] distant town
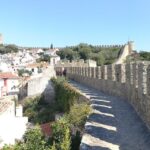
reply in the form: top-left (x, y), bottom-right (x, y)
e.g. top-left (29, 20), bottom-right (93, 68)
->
top-left (0, 33), bottom-right (60, 148)
top-left (1, 33), bottom-right (150, 150)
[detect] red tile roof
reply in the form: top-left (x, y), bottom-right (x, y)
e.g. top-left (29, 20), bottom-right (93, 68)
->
top-left (40, 122), bottom-right (52, 137)
top-left (26, 62), bottom-right (49, 68)
top-left (0, 100), bottom-right (13, 114)
top-left (0, 72), bottom-right (19, 79)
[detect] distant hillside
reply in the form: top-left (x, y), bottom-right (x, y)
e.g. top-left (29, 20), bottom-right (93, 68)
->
top-left (57, 43), bottom-right (122, 66)
top-left (126, 51), bottom-right (150, 63)
top-left (0, 44), bottom-right (19, 54)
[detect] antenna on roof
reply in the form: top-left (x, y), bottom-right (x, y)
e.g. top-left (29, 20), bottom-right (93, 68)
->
top-left (127, 36), bottom-right (129, 42)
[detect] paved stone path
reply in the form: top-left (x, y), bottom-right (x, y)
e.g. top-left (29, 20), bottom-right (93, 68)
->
top-left (69, 81), bottom-right (150, 150)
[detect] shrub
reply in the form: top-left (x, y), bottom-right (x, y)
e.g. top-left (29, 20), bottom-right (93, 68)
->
top-left (51, 118), bottom-right (71, 150)
top-left (51, 77), bottom-right (92, 150)
top-left (51, 77), bottom-right (80, 113)
top-left (23, 96), bottom-right (55, 124)
top-left (66, 103), bottom-right (92, 130)
top-left (2, 127), bottom-right (50, 150)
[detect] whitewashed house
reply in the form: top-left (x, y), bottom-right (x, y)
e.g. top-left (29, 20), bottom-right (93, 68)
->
top-left (25, 62), bottom-right (49, 76)
top-left (50, 55), bottom-right (60, 65)
top-left (0, 62), bottom-right (10, 72)
top-left (21, 52), bottom-right (35, 64)
top-left (0, 72), bottom-right (19, 97)
top-left (37, 48), bottom-right (44, 54)
top-left (0, 98), bottom-right (28, 148)
top-left (44, 49), bottom-right (60, 65)
top-left (44, 49), bottom-right (57, 56)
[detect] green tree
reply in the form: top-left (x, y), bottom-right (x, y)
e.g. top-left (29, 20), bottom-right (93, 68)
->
top-left (50, 44), bottom-right (54, 49)
top-left (60, 127), bottom-right (71, 150)
top-left (51, 77), bottom-right (80, 112)
top-left (2, 143), bottom-right (24, 150)
top-left (2, 127), bottom-right (49, 150)
top-left (72, 51), bottom-right (80, 60)
top-left (78, 43), bottom-right (89, 49)
top-left (23, 126), bottom-right (46, 150)
top-left (51, 118), bottom-right (69, 143)
top-left (50, 142), bottom-right (57, 150)
top-left (18, 69), bottom-right (32, 76)
top-left (139, 51), bottom-right (150, 61)
top-left (58, 48), bottom-right (74, 61)
top-left (96, 53), bottom-right (105, 66)
top-left (43, 48), bottom-right (48, 51)
top-left (0, 45), bottom-right (5, 54)
top-left (57, 43), bottom-right (121, 65)
top-left (66, 103), bottom-right (91, 130)
top-left (51, 118), bottom-right (71, 149)
top-left (5, 44), bottom-right (18, 53)
top-left (37, 54), bottom-right (51, 62)
top-left (79, 47), bottom-right (92, 60)
top-left (42, 54), bottom-right (51, 62)
top-left (2, 145), bottom-right (12, 150)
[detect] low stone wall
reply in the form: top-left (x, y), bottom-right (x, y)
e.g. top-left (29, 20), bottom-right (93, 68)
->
top-left (64, 62), bottom-right (150, 129)
top-left (19, 66), bottom-right (56, 101)
top-left (27, 77), bottom-right (55, 103)
top-left (55, 59), bottom-right (97, 68)
top-left (27, 77), bottom-right (49, 96)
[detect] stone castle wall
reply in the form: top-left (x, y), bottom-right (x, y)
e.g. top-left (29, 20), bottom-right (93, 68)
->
top-left (19, 66), bottom-right (56, 102)
top-left (55, 59), bottom-right (97, 68)
top-left (27, 66), bottom-right (56, 102)
top-left (27, 77), bottom-right (49, 96)
top-left (64, 62), bottom-right (150, 129)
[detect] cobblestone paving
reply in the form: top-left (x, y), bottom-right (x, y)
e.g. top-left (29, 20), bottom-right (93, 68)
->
top-left (69, 81), bottom-right (150, 150)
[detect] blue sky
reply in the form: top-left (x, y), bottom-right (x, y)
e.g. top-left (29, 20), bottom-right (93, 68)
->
top-left (0, 0), bottom-right (150, 51)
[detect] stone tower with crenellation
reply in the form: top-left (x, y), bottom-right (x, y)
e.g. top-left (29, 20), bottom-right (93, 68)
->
top-left (128, 41), bottom-right (134, 54)
top-left (0, 33), bottom-right (3, 44)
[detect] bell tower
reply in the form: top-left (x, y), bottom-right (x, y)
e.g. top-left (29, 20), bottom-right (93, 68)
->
top-left (128, 41), bottom-right (134, 54)
top-left (0, 33), bottom-right (3, 44)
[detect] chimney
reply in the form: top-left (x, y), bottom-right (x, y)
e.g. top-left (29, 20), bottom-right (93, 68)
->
top-left (16, 105), bottom-right (23, 117)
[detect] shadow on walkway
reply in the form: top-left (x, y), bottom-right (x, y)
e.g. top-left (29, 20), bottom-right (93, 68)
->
top-left (69, 80), bottom-right (150, 150)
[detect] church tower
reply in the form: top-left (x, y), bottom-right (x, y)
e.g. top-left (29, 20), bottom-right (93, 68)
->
top-left (0, 33), bottom-right (3, 44)
top-left (128, 41), bottom-right (134, 54)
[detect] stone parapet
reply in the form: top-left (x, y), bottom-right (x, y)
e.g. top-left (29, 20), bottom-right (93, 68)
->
top-left (63, 62), bottom-right (150, 129)
top-left (55, 59), bottom-right (97, 68)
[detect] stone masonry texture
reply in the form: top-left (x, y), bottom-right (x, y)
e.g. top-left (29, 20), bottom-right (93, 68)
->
top-left (61, 62), bottom-right (150, 129)
top-left (69, 80), bottom-right (150, 150)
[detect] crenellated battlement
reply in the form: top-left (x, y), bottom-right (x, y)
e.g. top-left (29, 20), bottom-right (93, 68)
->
top-left (58, 61), bottom-right (150, 129)
top-left (63, 44), bottom-right (124, 49)
top-left (94, 44), bottom-right (124, 48)
top-left (55, 59), bottom-right (97, 68)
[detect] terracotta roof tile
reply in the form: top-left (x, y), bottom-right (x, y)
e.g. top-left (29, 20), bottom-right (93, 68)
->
top-left (0, 72), bottom-right (19, 79)
top-left (0, 100), bottom-right (13, 114)
top-left (26, 63), bottom-right (49, 68)
top-left (40, 122), bottom-right (52, 137)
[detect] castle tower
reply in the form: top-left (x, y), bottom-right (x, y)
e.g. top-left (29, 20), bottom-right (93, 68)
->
top-left (0, 33), bottom-right (3, 44)
top-left (128, 41), bottom-right (134, 54)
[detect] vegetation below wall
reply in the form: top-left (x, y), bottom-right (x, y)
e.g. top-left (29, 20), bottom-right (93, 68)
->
top-left (18, 69), bottom-right (32, 76)
top-left (126, 51), bottom-right (150, 63)
top-left (51, 77), bottom-right (81, 112)
top-left (138, 51), bottom-right (150, 61)
top-left (23, 95), bottom-right (56, 124)
top-left (3, 126), bottom-right (51, 150)
top-left (3, 77), bottom-right (91, 150)
top-left (36, 54), bottom-right (51, 63)
top-left (50, 77), bottom-right (92, 150)
top-left (57, 43), bottom-right (121, 65)
top-left (0, 44), bottom-right (19, 54)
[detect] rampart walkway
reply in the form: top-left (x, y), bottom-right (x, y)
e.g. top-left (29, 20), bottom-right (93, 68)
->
top-left (69, 81), bottom-right (150, 150)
